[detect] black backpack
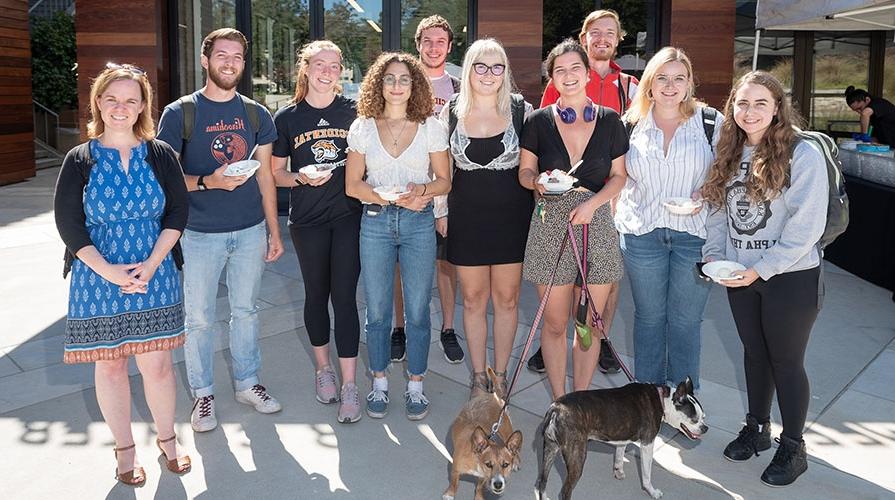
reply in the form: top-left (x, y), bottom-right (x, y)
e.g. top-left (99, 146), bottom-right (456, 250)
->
top-left (177, 93), bottom-right (261, 144)
top-left (792, 129), bottom-right (850, 249)
top-left (448, 93), bottom-right (525, 141)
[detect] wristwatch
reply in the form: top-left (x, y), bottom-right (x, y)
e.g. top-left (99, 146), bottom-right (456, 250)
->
top-left (295, 174), bottom-right (306, 186)
top-left (197, 175), bottom-right (207, 191)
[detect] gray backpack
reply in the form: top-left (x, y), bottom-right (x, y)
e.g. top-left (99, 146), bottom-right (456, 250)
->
top-left (792, 130), bottom-right (850, 249)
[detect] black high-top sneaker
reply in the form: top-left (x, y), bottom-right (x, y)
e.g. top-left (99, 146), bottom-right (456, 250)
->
top-left (390, 327), bottom-right (406, 362)
top-left (723, 414), bottom-right (772, 461)
top-left (527, 347), bottom-right (545, 373)
top-left (761, 435), bottom-right (808, 487)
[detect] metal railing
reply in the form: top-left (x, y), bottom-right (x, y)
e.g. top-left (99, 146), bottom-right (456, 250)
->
top-left (32, 99), bottom-right (61, 154)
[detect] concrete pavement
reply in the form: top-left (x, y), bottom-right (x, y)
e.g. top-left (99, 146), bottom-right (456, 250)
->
top-left (1, 167), bottom-right (894, 499)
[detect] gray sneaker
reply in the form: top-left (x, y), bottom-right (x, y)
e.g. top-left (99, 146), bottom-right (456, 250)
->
top-left (235, 384), bottom-right (282, 414)
top-left (338, 383), bottom-right (362, 424)
top-left (365, 388), bottom-right (389, 418)
top-left (315, 366), bottom-right (339, 404)
top-left (404, 389), bottom-right (430, 421)
top-left (191, 395), bottom-right (217, 433)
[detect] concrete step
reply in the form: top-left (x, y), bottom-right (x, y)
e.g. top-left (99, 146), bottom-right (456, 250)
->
top-left (35, 156), bottom-right (62, 170)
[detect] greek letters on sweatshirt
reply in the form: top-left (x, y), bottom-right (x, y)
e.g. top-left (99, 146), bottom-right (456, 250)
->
top-left (702, 140), bottom-right (828, 281)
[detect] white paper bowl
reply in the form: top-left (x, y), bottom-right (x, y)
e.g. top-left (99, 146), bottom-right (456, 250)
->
top-left (223, 159), bottom-right (261, 177)
top-left (702, 260), bottom-right (747, 283)
top-left (538, 173), bottom-right (576, 193)
top-left (663, 197), bottom-right (703, 215)
top-left (299, 164), bottom-right (336, 179)
top-left (374, 185), bottom-right (409, 202)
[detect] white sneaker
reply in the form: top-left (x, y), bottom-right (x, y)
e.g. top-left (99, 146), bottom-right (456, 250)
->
top-left (235, 384), bottom-right (282, 414)
top-left (191, 395), bottom-right (217, 432)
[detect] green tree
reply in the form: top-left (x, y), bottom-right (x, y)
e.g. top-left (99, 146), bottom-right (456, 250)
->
top-left (30, 12), bottom-right (78, 112)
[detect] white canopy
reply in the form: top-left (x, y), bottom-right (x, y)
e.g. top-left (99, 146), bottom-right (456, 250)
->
top-left (756, 0), bottom-right (895, 30)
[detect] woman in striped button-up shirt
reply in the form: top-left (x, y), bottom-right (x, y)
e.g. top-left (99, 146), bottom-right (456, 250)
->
top-left (615, 47), bottom-right (723, 391)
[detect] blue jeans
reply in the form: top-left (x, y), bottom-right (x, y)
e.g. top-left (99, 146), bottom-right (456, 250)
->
top-left (182, 221), bottom-right (267, 397)
top-left (621, 228), bottom-right (711, 390)
top-left (360, 204), bottom-right (435, 376)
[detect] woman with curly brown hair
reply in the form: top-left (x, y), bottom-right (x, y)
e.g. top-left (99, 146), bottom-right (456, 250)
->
top-left (345, 52), bottom-right (451, 420)
top-left (701, 70), bottom-right (828, 487)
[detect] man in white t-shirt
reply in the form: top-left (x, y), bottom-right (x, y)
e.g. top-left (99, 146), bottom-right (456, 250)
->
top-left (390, 15), bottom-right (465, 366)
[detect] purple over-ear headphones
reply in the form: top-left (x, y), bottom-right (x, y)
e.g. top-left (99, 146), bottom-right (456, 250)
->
top-left (556, 98), bottom-right (596, 124)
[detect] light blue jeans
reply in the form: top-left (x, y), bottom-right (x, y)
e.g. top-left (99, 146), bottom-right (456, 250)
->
top-left (621, 228), bottom-right (711, 390)
top-left (182, 221), bottom-right (267, 397)
top-left (360, 204), bottom-right (436, 376)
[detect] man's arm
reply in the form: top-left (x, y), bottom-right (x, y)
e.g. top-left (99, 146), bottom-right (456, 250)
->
top-left (254, 143), bottom-right (284, 262)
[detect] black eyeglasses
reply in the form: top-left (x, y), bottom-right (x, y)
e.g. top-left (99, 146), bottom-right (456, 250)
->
top-left (472, 63), bottom-right (506, 76)
top-left (105, 62), bottom-right (146, 76)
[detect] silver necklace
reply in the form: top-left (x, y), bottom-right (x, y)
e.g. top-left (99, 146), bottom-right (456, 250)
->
top-left (384, 118), bottom-right (409, 154)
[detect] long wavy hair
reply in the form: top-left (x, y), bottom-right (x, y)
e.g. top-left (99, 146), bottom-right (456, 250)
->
top-left (623, 46), bottom-right (702, 125)
top-left (87, 64), bottom-right (155, 140)
top-left (356, 52), bottom-right (433, 123)
top-left (702, 71), bottom-right (802, 206)
top-left (292, 40), bottom-right (343, 104)
top-left (455, 38), bottom-right (514, 120)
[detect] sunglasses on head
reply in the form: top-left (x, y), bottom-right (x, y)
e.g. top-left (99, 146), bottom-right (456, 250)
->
top-left (105, 62), bottom-right (146, 76)
top-left (472, 63), bottom-right (506, 76)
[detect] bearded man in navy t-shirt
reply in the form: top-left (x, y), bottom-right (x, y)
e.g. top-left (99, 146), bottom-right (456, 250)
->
top-left (158, 28), bottom-right (284, 433)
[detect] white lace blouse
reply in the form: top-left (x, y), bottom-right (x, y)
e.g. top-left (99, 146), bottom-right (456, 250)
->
top-left (346, 116), bottom-right (449, 188)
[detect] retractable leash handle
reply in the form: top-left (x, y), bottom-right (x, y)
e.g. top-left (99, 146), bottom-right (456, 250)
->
top-left (566, 223), bottom-right (634, 382)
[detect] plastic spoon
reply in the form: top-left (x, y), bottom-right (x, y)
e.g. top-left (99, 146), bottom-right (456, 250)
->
top-left (247, 143), bottom-right (259, 161)
top-left (567, 159), bottom-right (584, 176)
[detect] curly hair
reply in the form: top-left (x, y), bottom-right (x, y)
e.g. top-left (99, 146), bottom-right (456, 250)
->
top-left (292, 40), bottom-right (343, 104)
top-left (414, 15), bottom-right (453, 45)
top-left (702, 71), bottom-right (803, 207)
top-left (356, 52), bottom-right (433, 123)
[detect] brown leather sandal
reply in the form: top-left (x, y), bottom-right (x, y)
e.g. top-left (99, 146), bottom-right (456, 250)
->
top-left (156, 435), bottom-right (191, 474)
top-left (470, 371), bottom-right (491, 398)
top-left (113, 443), bottom-right (146, 486)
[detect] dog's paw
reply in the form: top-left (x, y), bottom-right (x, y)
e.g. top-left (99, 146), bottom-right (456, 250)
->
top-left (442, 495), bottom-right (454, 500)
top-left (644, 487), bottom-right (663, 499)
top-left (613, 468), bottom-right (626, 480)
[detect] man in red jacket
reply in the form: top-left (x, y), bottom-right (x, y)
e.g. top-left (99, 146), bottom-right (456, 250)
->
top-left (528, 9), bottom-right (638, 375)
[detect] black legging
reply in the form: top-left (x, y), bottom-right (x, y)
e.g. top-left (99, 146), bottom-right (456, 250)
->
top-left (289, 213), bottom-right (361, 358)
top-left (727, 266), bottom-right (821, 441)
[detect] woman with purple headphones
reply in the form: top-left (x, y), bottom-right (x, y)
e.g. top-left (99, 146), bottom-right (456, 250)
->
top-left (517, 39), bottom-right (629, 400)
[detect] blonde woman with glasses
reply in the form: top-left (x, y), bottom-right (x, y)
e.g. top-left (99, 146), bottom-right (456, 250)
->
top-left (438, 38), bottom-right (533, 396)
top-left (616, 46), bottom-right (723, 392)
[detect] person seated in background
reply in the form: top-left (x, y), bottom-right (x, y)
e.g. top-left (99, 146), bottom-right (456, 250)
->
top-left (845, 85), bottom-right (895, 146)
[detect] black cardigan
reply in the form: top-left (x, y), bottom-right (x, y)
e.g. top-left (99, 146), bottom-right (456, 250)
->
top-left (54, 139), bottom-right (189, 278)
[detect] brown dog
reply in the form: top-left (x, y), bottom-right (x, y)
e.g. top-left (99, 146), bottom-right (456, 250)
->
top-left (444, 367), bottom-right (523, 500)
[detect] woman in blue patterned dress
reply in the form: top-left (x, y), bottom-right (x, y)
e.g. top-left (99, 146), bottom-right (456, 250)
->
top-left (54, 64), bottom-right (191, 486)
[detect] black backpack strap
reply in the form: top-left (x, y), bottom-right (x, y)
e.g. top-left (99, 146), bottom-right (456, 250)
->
top-left (510, 93), bottom-right (525, 138)
top-left (450, 74), bottom-right (461, 94)
top-left (617, 74), bottom-right (631, 114)
top-left (239, 94), bottom-right (261, 142)
top-left (448, 94), bottom-right (459, 141)
top-left (701, 107), bottom-right (718, 153)
top-left (178, 94), bottom-right (197, 143)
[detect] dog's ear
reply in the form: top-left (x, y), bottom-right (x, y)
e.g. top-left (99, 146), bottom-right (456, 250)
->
top-left (673, 379), bottom-right (688, 403)
top-left (506, 430), bottom-right (523, 454)
top-left (684, 376), bottom-right (694, 395)
top-left (472, 427), bottom-right (491, 454)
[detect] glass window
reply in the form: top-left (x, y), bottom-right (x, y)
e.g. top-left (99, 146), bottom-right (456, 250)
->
top-left (601, 0), bottom-right (659, 76)
top-left (882, 32), bottom-right (895, 103)
top-left (251, 1), bottom-right (311, 112)
top-left (324, 0), bottom-right (384, 100)
top-left (734, 1), bottom-right (793, 88)
top-left (542, 1), bottom-right (659, 79)
top-left (811, 32), bottom-right (869, 133)
top-left (400, 2), bottom-right (468, 78)
top-left (176, 0), bottom-right (237, 96)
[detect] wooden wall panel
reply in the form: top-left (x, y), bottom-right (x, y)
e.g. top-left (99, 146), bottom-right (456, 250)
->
top-left (668, 0), bottom-right (735, 110)
top-left (0, 0), bottom-right (33, 185)
top-left (477, 0), bottom-right (544, 105)
top-left (75, 0), bottom-right (170, 141)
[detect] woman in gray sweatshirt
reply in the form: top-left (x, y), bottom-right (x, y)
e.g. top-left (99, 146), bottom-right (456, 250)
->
top-left (701, 71), bottom-right (827, 488)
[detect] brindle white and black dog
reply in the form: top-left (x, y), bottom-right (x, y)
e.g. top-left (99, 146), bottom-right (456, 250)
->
top-left (536, 378), bottom-right (707, 500)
